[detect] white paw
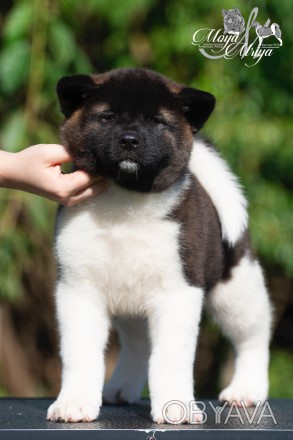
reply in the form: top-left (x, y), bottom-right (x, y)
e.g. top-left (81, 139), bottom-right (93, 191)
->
top-left (47, 397), bottom-right (100, 422)
top-left (151, 400), bottom-right (203, 425)
top-left (219, 379), bottom-right (268, 407)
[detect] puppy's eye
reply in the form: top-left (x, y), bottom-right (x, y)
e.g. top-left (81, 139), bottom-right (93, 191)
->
top-left (150, 115), bottom-right (167, 125)
top-left (99, 112), bottom-right (117, 121)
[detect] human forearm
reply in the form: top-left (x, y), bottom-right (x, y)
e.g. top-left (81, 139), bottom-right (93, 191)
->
top-left (0, 150), bottom-right (17, 188)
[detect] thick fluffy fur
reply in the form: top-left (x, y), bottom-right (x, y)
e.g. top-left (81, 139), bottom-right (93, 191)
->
top-left (47, 68), bottom-right (271, 424)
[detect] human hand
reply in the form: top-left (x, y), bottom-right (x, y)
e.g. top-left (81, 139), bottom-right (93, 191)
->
top-left (0, 144), bottom-right (107, 206)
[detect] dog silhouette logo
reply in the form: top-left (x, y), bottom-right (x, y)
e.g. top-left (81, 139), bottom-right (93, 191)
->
top-left (251, 21), bottom-right (282, 47)
top-left (222, 8), bottom-right (245, 35)
top-left (192, 7), bottom-right (283, 67)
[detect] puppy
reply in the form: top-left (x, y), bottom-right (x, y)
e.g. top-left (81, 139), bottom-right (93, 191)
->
top-left (47, 68), bottom-right (271, 424)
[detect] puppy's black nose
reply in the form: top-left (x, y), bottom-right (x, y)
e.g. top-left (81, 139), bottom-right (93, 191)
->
top-left (118, 133), bottom-right (140, 149)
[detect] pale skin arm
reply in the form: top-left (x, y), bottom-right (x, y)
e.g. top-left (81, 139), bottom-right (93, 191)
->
top-left (0, 144), bottom-right (107, 207)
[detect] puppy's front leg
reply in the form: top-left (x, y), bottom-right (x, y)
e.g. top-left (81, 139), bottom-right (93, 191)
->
top-left (47, 280), bottom-right (109, 422)
top-left (148, 287), bottom-right (204, 424)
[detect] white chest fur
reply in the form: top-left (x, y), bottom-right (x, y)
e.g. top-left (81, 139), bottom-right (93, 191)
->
top-left (56, 179), bottom-right (189, 315)
top-left (55, 139), bottom-right (248, 316)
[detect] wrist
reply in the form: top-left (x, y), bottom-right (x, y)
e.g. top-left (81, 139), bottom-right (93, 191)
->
top-left (0, 150), bottom-right (19, 188)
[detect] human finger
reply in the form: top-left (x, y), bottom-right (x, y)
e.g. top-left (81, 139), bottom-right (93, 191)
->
top-left (61, 180), bottom-right (109, 207)
top-left (58, 170), bottom-right (104, 195)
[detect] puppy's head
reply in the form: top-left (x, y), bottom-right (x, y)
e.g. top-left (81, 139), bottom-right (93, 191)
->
top-left (57, 68), bottom-right (215, 192)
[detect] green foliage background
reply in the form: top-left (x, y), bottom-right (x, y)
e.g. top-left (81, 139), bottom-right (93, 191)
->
top-left (0, 0), bottom-right (292, 397)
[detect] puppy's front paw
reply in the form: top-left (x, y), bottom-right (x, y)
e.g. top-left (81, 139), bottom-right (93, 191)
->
top-left (151, 401), bottom-right (203, 425)
top-left (47, 397), bottom-right (100, 422)
top-left (219, 379), bottom-right (268, 407)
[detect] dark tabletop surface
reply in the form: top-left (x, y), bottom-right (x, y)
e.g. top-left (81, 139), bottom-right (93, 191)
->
top-left (0, 398), bottom-right (292, 439)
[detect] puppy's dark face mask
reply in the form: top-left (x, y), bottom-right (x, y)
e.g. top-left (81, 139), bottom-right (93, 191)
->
top-left (57, 68), bottom-right (215, 192)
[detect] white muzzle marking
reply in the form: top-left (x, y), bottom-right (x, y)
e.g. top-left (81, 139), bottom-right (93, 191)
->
top-left (119, 160), bottom-right (139, 173)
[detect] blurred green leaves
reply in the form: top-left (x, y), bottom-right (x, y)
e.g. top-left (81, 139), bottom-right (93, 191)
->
top-left (0, 2), bottom-right (32, 94)
top-left (48, 20), bottom-right (76, 68)
top-left (0, 40), bottom-right (30, 94)
top-left (1, 111), bottom-right (28, 152)
top-left (47, 18), bottom-right (92, 74)
top-left (2, 2), bottom-right (33, 42)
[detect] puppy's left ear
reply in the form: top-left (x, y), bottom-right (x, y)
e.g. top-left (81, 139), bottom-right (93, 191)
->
top-left (176, 87), bottom-right (216, 131)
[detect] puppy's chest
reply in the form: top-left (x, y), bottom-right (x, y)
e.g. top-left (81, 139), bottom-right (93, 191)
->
top-left (56, 184), bottom-right (187, 306)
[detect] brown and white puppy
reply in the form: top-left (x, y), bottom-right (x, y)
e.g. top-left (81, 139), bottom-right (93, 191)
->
top-left (47, 68), bottom-right (271, 424)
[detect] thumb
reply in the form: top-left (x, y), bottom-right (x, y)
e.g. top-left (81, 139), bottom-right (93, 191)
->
top-left (44, 144), bottom-right (74, 165)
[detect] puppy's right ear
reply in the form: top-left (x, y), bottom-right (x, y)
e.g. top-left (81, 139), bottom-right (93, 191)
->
top-left (57, 75), bottom-right (96, 117)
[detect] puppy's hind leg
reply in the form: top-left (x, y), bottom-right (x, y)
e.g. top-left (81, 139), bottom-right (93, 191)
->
top-left (103, 316), bottom-right (149, 404)
top-left (207, 254), bottom-right (272, 407)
